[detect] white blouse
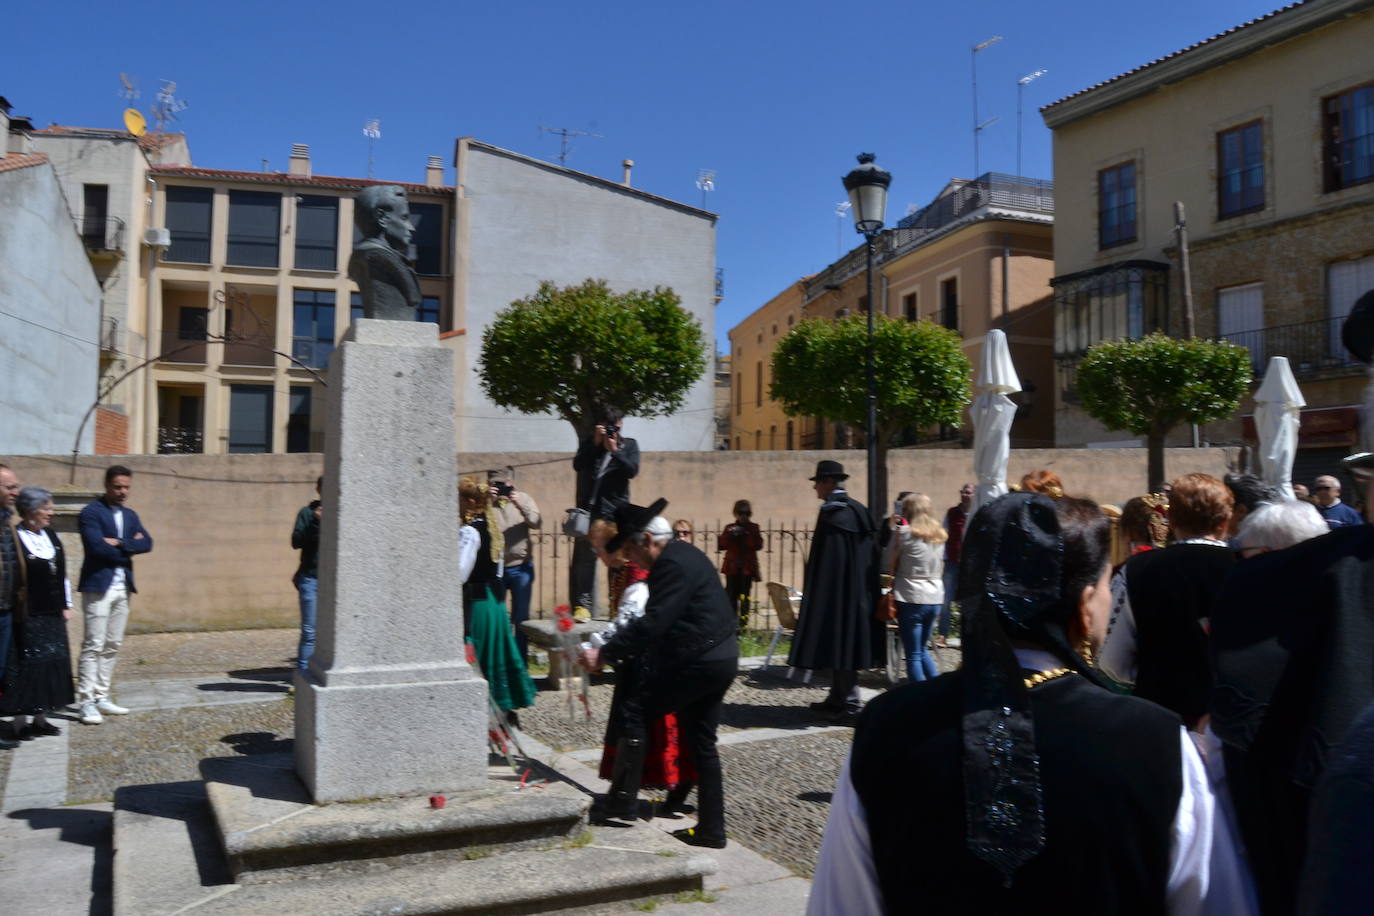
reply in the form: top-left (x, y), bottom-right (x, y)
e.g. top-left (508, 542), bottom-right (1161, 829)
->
top-left (885, 527), bottom-right (945, 605)
top-left (16, 526), bottom-right (72, 608)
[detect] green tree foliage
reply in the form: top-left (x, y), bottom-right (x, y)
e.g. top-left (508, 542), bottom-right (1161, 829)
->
top-left (770, 315), bottom-right (971, 503)
top-left (1076, 332), bottom-right (1252, 491)
top-left (478, 279), bottom-right (708, 440)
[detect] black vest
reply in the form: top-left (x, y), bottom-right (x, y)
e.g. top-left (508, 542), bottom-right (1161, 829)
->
top-left (1124, 543), bottom-right (1236, 723)
top-left (851, 672), bottom-right (1181, 915)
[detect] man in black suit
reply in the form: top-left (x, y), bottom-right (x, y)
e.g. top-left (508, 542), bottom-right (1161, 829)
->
top-left (569, 414), bottom-right (640, 613)
top-left (583, 498), bottom-right (738, 848)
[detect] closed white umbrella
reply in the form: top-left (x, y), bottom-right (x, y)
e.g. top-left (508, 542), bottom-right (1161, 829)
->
top-left (969, 329), bottom-right (1022, 520)
top-left (1254, 356), bottom-right (1305, 500)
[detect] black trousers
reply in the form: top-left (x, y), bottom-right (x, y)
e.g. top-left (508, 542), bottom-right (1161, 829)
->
top-left (569, 537), bottom-right (598, 613)
top-left (625, 653), bottom-right (737, 840)
top-left (724, 574), bottom-right (754, 631)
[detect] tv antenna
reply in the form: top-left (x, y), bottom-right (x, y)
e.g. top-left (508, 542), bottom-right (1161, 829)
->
top-left (540, 125), bottom-right (603, 167)
top-left (695, 169), bottom-right (716, 209)
top-left (363, 119), bottom-right (381, 178)
top-left (151, 80), bottom-right (189, 130)
top-left (835, 201), bottom-right (851, 256)
top-left (117, 73), bottom-right (140, 102)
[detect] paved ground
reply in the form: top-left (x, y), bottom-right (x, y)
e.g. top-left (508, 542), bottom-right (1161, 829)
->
top-left (0, 626), bottom-right (961, 910)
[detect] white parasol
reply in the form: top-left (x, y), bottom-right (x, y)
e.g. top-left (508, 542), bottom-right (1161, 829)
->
top-left (1253, 356), bottom-right (1305, 500)
top-left (968, 329), bottom-right (1022, 520)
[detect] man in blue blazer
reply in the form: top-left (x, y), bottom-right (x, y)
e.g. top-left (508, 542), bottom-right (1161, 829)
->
top-left (76, 465), bottom-right (153, 725)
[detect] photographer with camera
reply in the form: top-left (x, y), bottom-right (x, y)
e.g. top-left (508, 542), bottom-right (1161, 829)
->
top-left (717, 499), bottom-right (762, 632)
top-left (570, 413), bottom-right (641, 614)
top-left (487, 468), bottom-right (541, 666)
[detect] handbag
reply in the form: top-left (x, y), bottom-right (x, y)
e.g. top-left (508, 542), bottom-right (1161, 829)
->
top-left (563, 452), bottom-right (611, 538)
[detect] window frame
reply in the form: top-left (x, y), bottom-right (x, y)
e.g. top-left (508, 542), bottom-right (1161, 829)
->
top-left (1097, 161), bottom-right (1138, 250)
top-left (1323, 81), bottom-right (1374, 193)
top-left (164, 186), bottom-right (214, 264)
top-left (226, 189), bottom-right (282, 268)
top-left (1216, 120), bottom-right (1266, 219)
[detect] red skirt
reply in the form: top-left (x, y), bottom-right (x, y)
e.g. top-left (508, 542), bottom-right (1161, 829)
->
top-left (598, 712), bottom-right (699, 789)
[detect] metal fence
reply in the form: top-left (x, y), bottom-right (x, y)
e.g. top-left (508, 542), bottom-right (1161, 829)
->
top-left (520, 520), bottom-right (816, 631)
top-left (1221, 315), bottom-right (1363, 379)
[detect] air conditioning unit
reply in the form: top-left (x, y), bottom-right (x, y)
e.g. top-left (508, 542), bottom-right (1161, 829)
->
top-left (143, 227), bottom-right (171, 248)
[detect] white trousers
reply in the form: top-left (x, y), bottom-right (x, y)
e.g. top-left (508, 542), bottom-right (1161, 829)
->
top-left (77, 586), bottom-right (130, 703)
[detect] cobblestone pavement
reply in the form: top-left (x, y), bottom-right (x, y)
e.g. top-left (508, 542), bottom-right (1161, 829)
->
top-left (67, 698), bottom-right (293, 804)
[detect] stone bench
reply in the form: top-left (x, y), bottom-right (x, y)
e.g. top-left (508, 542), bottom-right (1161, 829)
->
top-left (520, 618), bottom-right (613, 690)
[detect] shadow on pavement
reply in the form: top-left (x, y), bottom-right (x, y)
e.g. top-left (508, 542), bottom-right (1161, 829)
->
top-left (196, 681), bottom-right (289, 694)
top-left (6, 806), bottom-right (114, 916)
top-left (115, 781), bottom-right (232, 887)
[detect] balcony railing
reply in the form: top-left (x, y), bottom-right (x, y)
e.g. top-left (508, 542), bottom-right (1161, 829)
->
top-left (158, 426), bottom-right (203, 454)
top-left (79, 216), bottom-right (124, 252)
top-left (101, 316), bottom-right (122, 353)
top-left (1221, 315), bottom-right (1363, 379)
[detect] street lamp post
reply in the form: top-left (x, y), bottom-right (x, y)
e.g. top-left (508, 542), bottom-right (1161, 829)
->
top-left (841, 153), bottom-right (891, 521)
top-left (1016, 69), bottom-right (1048, 179)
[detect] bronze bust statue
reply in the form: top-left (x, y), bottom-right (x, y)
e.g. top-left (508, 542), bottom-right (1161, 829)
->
top-left (348, 185), bottom-right (422, 321)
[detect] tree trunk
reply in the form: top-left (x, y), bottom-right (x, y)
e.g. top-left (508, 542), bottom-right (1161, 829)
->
top-left (1147, 425), bottom-right (1168, 493)
top-left (872, 430), bottom-right (891, 524)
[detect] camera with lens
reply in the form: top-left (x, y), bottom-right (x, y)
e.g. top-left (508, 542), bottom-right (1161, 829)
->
top-left (494, 481), bottom-right (514, 497)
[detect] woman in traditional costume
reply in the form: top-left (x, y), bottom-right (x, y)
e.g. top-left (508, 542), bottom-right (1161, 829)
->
top-left (809, 492), bottom-right (1252, 915)
top-left (1, 487), bottom-right (76, 738)
top-left (458, 477), bottom-right (535, 722)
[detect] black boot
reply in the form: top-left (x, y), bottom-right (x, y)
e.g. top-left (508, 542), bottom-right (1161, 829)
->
top-left (657, 781), bottom-right (696, 818)
top-left (598, 737), bottom-right (647, 822)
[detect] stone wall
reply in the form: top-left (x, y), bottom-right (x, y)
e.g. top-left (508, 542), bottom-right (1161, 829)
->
top-left (4, 446), bottom-right (1238, 633)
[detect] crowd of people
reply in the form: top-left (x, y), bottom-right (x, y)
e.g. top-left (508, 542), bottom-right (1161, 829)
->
top-left (0, 463), bottom-right (151, 750)
top-left (803, 462), bottom-right (1374, 915)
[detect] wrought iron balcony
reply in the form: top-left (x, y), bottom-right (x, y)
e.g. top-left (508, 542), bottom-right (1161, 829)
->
top-left (157, 426), bottom-right (203, 455)
top-left (101, 316), bottom-right (122, 353)
top-left (79, 216), bottom-right (125, 253)
top-left (1221, 315), bottom-right (1364, 380)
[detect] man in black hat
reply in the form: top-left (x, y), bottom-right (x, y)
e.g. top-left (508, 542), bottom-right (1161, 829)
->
top-left (789, 460), bottom-right (882, 724)
top-left (583, 498), bottom-right (738, 849)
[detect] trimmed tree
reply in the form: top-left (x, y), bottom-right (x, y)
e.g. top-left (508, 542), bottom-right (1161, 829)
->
top-left (478, 278), bottom-right (708, 441)
top-left (770, 314), bottom-right (971, 511)
top-left (1075, 332), bottom-right (1252, 492)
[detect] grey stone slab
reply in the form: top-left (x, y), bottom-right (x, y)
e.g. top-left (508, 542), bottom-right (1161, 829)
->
top-left (0, 802), bottom-right (113, 916)
top-left (345, 317), bottom-right (437, 346)
top-left (202, 753), bottom-right (590, 882)
top-left (650, 876), bottom-right (813, 915)
top-left (112, 782), bottom-right (233, 916)
top-left (176, 843), bottom-right (713, 916)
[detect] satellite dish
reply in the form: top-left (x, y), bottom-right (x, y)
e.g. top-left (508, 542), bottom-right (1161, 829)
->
top-left (123, 108), bottom-right (147, 137)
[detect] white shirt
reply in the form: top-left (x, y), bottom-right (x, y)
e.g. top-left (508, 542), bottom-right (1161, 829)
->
top-left (16, 526), bottom-right (72, 607)
top-left (883, 527), bottom-right (945, 605)
top-left (807, 648), bottom-right (1255, 916)
top-left (110, 506), bottom-right (127, 591)
top-left (457, 525), bottom-right (479, 585)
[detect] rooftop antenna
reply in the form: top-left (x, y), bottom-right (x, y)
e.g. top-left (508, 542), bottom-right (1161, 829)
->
top-left (971, 35), bottom-right (1003, 177)
top-left (363, 119), bottom-right (381, 178)
top-left (835, 201), bottom-right (850, 257)
top-left (151, 80), bottom-right (189, 130)
top-left (539, 125), bottom-right (603, 167)
top-left (696, 169), bottom-right (716, 209)
top-left (117, 73), bottom-right (140, 102)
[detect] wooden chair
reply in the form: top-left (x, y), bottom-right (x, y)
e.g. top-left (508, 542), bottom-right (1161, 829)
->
top-left (764, 581), bottom-right (811, 683)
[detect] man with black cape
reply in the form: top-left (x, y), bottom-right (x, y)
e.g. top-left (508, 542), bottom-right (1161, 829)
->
top-left (788, 460), bottom-right (883, 724)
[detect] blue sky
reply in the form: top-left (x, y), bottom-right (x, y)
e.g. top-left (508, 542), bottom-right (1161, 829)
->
top-left (7, 0), bottom-right (1288, 352)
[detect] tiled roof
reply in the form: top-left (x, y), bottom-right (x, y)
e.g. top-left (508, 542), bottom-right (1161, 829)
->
top-left (138, 132), bottom-right (184, 151)
top-left (1043, 2), bottom-right (1310, 111)
top-left (0, 152), bottom-right (49, 174)
top-left (149, 165), bottom-right (450, 195)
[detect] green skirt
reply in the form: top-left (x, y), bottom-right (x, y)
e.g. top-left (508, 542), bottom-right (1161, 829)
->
top-left (468, 585), bottom-right (537, 712)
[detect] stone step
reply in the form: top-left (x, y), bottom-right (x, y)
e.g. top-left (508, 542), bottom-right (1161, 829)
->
top-left (151, 839), bottom-right (714, 916)
top-left (113, 774), bottom-right (716, 916)
top-left (201, 753), bottom-right (590, 883)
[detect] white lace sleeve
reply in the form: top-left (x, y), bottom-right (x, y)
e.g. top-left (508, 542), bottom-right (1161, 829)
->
top-left (588, 580), bottom-right (648, 649)
top-left (457, 525), bottom-right (479, 585)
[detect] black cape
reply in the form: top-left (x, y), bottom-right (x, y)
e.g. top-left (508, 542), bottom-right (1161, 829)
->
top-left (788, 489), bottom-right (883, 670)
top-left (1211, 525), bottom-right (1374, 915)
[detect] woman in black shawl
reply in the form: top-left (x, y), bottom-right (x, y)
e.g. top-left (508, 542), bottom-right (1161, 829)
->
top-left (808, 492), bottom-right (1250, 915)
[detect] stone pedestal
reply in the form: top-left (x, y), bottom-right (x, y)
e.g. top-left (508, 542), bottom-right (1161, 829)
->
top-left (295, 319), bottom-right (488, 802)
